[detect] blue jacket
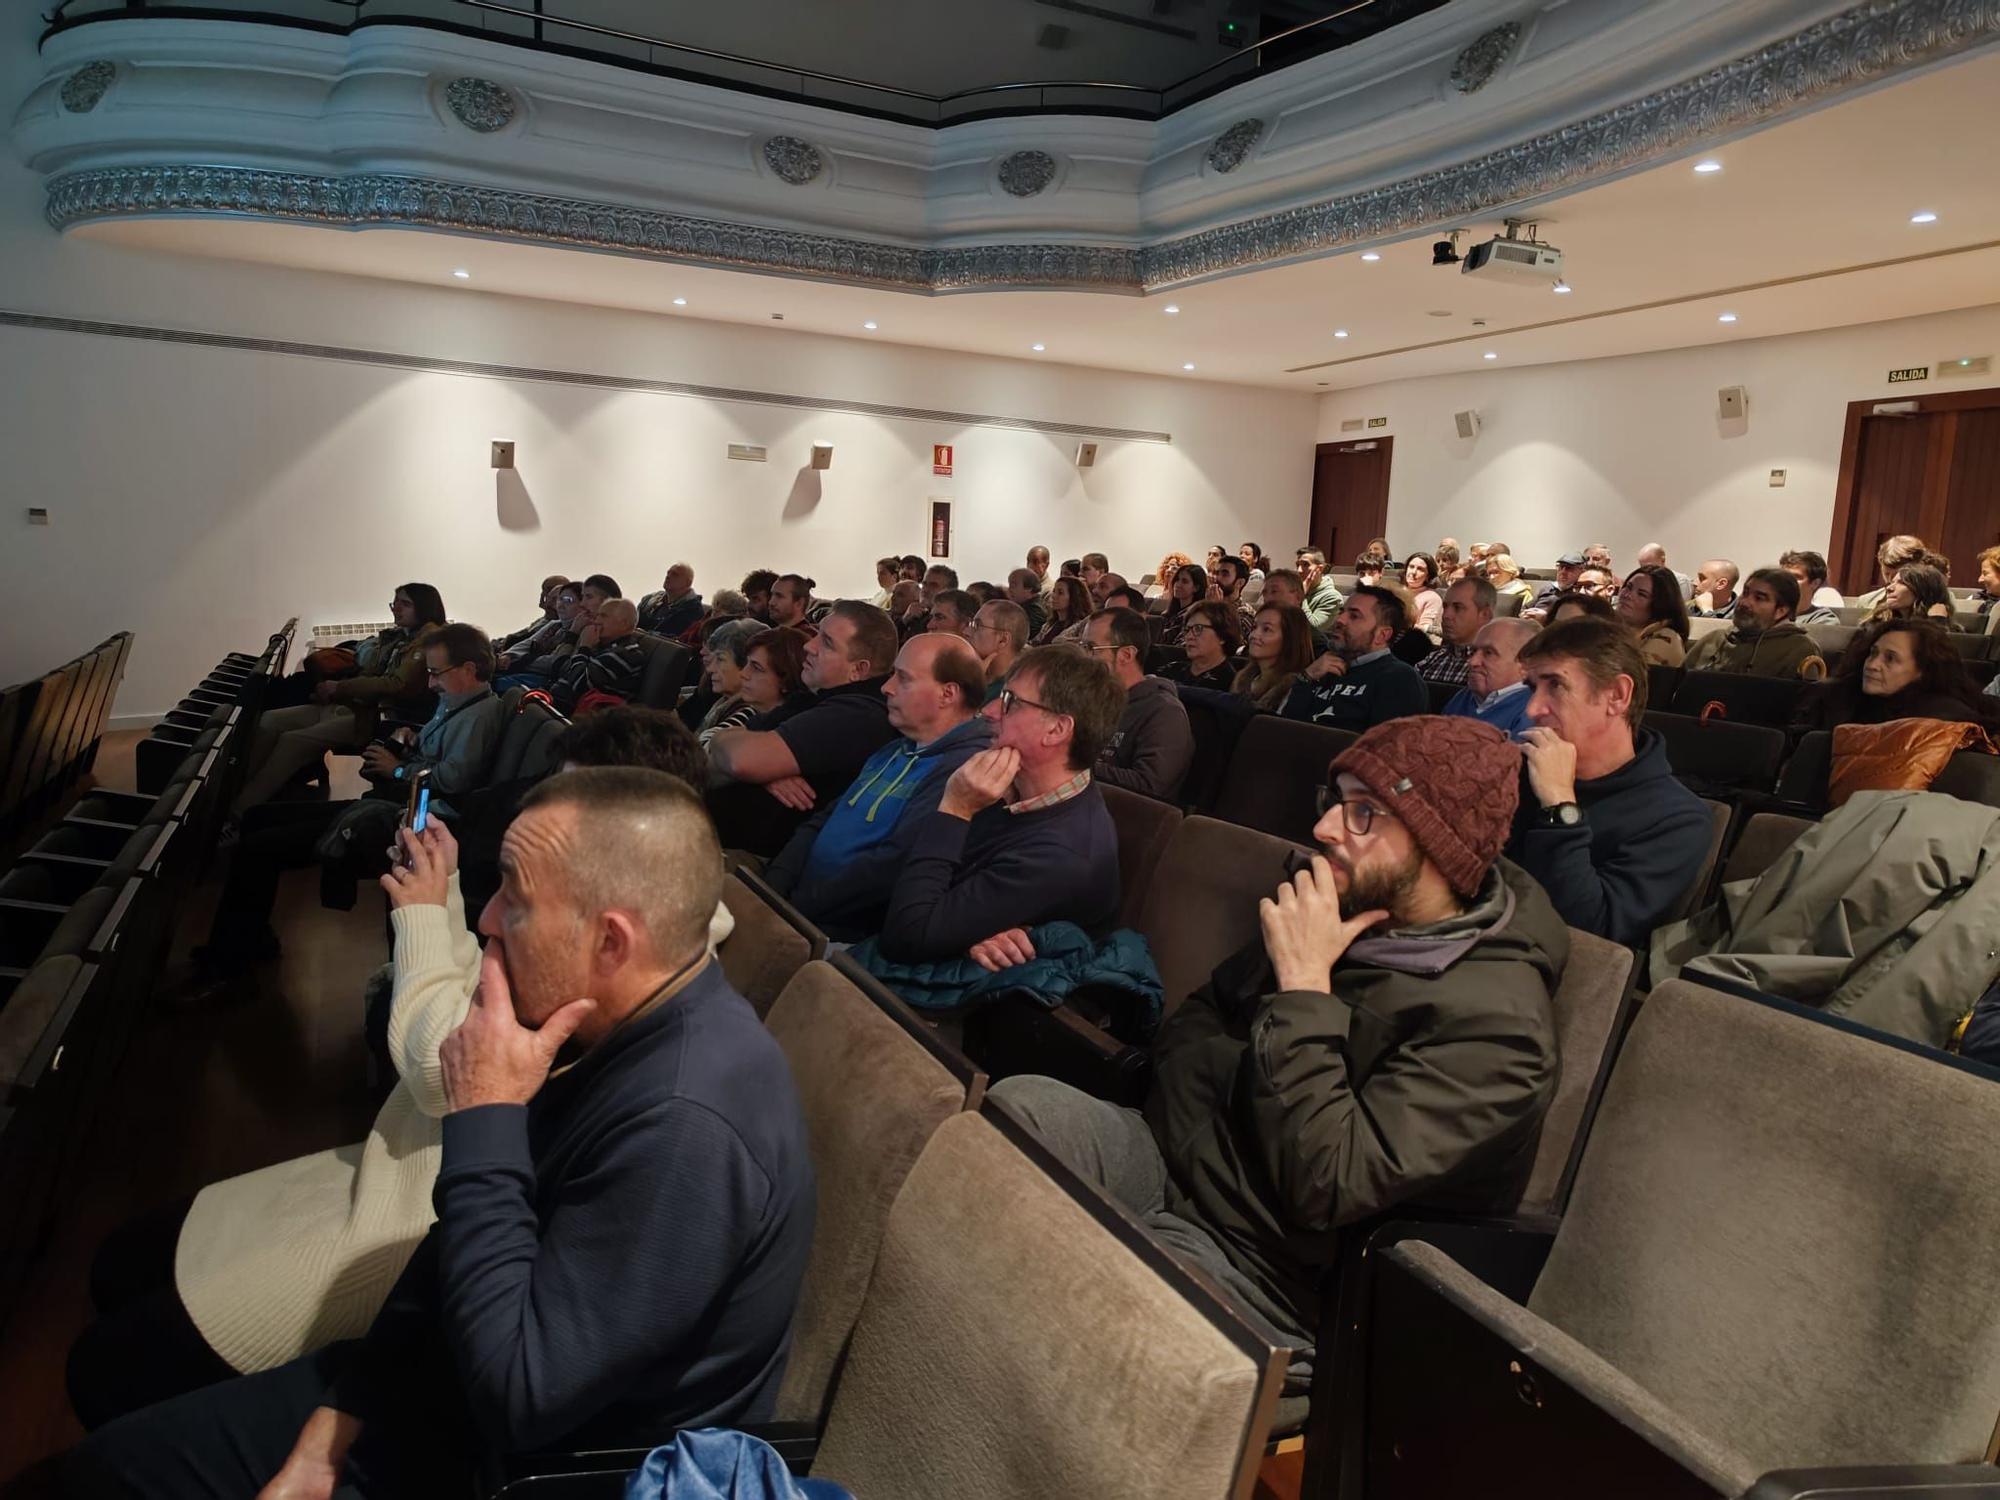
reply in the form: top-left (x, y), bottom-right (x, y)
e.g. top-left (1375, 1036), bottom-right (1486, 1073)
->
top-left (1441, 681), bottom-right (1534, 738)
top-left (763, 717), bottom-right (994, 939)
top-left (851, 921), bottom-right (1164, 1034)
top-left (625, 1429), bottom-right (851, 1499)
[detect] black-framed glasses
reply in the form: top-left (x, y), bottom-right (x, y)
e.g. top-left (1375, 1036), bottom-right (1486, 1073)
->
top-left (1313, 786), bottom-right (1387, 833)
top-left (998, 687), bottom-right (1066, 718)
top-left (1181, 621), bottom-right (1215, 636)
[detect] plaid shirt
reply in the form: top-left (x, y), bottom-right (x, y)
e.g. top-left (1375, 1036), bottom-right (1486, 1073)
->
top-left (1415, 642), bottom-right (1473, 687)
top-left (1007, 769), bottom-right (1092, 815)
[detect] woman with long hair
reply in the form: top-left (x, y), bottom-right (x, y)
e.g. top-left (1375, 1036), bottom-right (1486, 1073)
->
top-left (1869, 562), bottom-right (1956, 625)
top-left (1160, 599), bottom-right (1241, 691)
top-left (1233, 603), bottom-right (1316, 712)
top-left (1616, 565), bottom-right (1691, 667)
top-left (1792, 618), bottom-right (1993, 735)
top-left (1162, 562), bottom-right (1208, 640)
top-left (1034, 575), bottom-right (1093, 644)
top-left (1401, 552), bottom-right (1443, 643)
top-left (1147, 550), bottom-right (1193, 601)
top-left (1237, 542), bottom-right (1268, 611)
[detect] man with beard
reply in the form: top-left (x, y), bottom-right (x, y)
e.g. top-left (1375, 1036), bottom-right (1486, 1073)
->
top-left (988, 716), bottom-right (1564, 1399)
top-left (1280, 585), bottom-right (1427, 732)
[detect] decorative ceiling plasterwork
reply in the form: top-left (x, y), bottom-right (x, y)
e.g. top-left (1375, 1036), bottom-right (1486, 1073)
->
top-left (1205, 119), bottom-right (1266, 174)
top-left (37, 0), bottom-right (2000, 294)
top-left (443, 76), bottom-right (516, 132)
top-left (1449, 23), bottom-right (1523, 94)
top-left (996, 149), bottom-right (1057, 197)
top-left (59, 60), bottom-right (115, 114)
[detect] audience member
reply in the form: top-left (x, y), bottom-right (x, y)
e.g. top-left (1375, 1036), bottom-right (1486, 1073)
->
top-left (1524, 553), bottom-right (1584, 617)
top-left (1204, 544), bottom-right (1226, 574)
top-left (1159, 600), bottom-right (1241, 691)
top-left (1095, 573), bottom-right (1133, 611)
top-left (494, 576), bottom-right (570, 655)
top-left (1005, 568), bottom-right (1048, 635)
top-left (1212, 556), bottom-right (1256, 637)
top-left (739, 569), bottom-right (779, 622)
top-left (1485, 553), bottom-right (1533, 601)
top-left (1582, 543), bottom-right (1614, 574)
top-left (1634, 542), bottom-right (1696, 602)
top-left (764, 635), bottom-right (994, 939)
top-left (1353, 553), bottom-right (1387, 589)
top-left (233, 584), bottom-right (448, 818)
top-left (969, 599), bottom-right (1030, 698)
top-left (495, 581), bottom-right (581, 687)
top-left (767, 573), bottom-right (825, 632)
top-left (1791, 619), bottom-right (1993, 734)
top-left (1084, 608), bottom-right (1194, 802)
top-left (926, 588), bottom-right (979, 638)
top-left (1443, 618), bottom-right (1539, 736)
top-left (870, 558), bottom-right (900, 609)
top-left (706, 602), bottom-right (899, 855)
top-left (923, 564), bottom-right (960, 602)
top-left (1401, 552), bottom-right (1444, 642)
top-left (1857, 534), bottom-right (1929, 610)
top-left (1615, 565), bottom-right (1691, 667)
top-left (966, 581), bottom-right (1001, 606)
top-left (1869, 562), bottom-right (1956, 624)
top-left (1260, 570), bottom-right (1329, 655)
top-left (1415, 576), bottom-right (1493, 687)
top-left (1237, 543), bottom-right (1268, 610)
top-left (897, 555), bottom-right (925, 583)
top-left (1978, 547), bottom-right (2000, 624)
top-left (70, 771), bottom-right (815, 1496)
top-left (637, 563), bottom-right (703, 638)
top-left (703, 627), bottom-right (809, 753)
top-left (692, 620), bottom-right (777, 745)
top-left (1434, 540), bottom-right (1462, 581)
top-left (1283, 586), bottom-right (1427, 732)
top-left (1080, 552), bottom-right (1112, 604)
top-left (1148, 551), bottom-right (1192, 601)
top-left (887, 580), bottom-right (924, 639)
top-left (550, 598), bottom-right (647, 713)
top-left (1691, 559), bottom-right (1741, 617)
top-left (990, 713), bottom-right (1562, 1395)
top-left (1547, 592), bottom-right (1617, 626)
top-left (1060, 557), bottom-right (1083, 580)
top-left (1505, 618), bottom-right (1711, 945)
top-left (1294, 548), bottom-right (1344, 627)
top-left (1161, 561), bottom-right (1207, 640)
top-left (1575, 566), bottom-right (1618, 600)
top-left (866, 646), bottom-right (1121, 966)
top-left (1101, 583), bottom-right (1146, 613)
top-left (1034, 575), bottom-right (1094, 645)
top-left (1682, 567), bottom-right (1825, 678)
top-left (1779, 549), bottom-right (1846, 622)
top-left (1234, 604), bottom-right (1316, 712)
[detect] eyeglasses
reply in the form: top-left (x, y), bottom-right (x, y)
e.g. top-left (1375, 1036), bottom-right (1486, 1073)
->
top-left (1313, 786), bottom-right (1389, 833)
top-left (998, 687), bottom-right (1067, 718)
top-left (1181, 622), bottom-right (1215, 636)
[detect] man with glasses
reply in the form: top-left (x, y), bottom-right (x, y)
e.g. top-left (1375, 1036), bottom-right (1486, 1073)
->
top-left (549, 598), bottom-right (647, 714)
top-left (763, 634), bottom-right (993, 940)
top-left (970, 599), bottom-right (1030, 700)
top-left (1083, 608), bottom-right (1193, 802)
top-left (862, 645), bottom-right (1123, 966)
top-left (989, 714), bottom-right (1563, 1399)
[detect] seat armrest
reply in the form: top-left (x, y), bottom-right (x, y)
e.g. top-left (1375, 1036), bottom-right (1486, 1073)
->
top-left (961, 996), bottom-right (1151, 1107)
top-left (1746, 1466), bottom-right (2000, 1499)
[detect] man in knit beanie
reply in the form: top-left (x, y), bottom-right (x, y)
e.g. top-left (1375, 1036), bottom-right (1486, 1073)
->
top-left (990, 714), bottom-right (1566, 1400)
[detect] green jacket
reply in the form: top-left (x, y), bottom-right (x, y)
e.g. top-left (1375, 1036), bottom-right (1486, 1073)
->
top-left (1145, 860), bottom-right (1565, 1348)
top-left (1682, 620), bottom-right (1824, 678)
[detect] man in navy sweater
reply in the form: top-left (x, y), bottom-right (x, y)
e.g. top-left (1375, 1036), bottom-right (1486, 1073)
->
top-left (1281, 585), bottom-right (1428, 733)
top-left (871, 644), bottom-right (1124, 969)
top-left (71, 769), bottom-right (816, 1500)
top-left (1505, 617), bottom-right (1712, 946)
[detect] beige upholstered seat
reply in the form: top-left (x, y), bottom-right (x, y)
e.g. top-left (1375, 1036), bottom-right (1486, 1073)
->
top-left (1513, 928), bottom-right (1634, 1216)
top-left (717, 871), bottom-right (814, 1018)
top-left (1139, 815), bottom-right (1299, 1018)
top-left (1720, 811), bottom-right (1816, 885)
top-left (1389, 979), bottom-right (2000, 1494)
top-left (1098, 783), bottom-right (1183, 931)
top-left (813, 1109), bottom-right (1281, 1500)
top-left (766, 961), bottom-right (974, 1425)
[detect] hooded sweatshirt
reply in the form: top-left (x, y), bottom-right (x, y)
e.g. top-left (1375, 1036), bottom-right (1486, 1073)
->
top-left (1505, 727), bottom-right (1712, 946)
top-left (1278, 648), bottom-right (1427, 733)
top-left (1096, 675), bottom-right (1194, 801)
top-left (763, 716), bottom-right (994, 939)
top-left (1144, 861), bottom-right (1565, 1371)
top-left (1682, 619), bottom-right (1824, 678)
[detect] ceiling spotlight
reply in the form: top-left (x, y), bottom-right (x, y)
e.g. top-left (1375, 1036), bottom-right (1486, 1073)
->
top-left (1693, 159), bottom-right (1723, 174)
top-left (671, 297), bottom-right (687, 306)
top-left (1163, 304), bottom-right (1180, 315)
top-left (1482, 351), bottom-right (1498, 360)
top-left (862, 320), bottom-right (878, 330)
top-left (1911, 210), bottom-right (1938, 224)
top-left (451, 268), bottom-right (470, 279)
top-left (1360, 252), bottom-right (1381, 262)
top-left (1718, 312), bottom-right (1738, 323)
top-left (1333, 329), bottom-right (1349, 338)
top-left (1182, 362), bottom-right (1196, 371)
top-left (1552, 279), bottom-right (1572, 294)
top-left (1031, 342), bottom-right (1046, 351)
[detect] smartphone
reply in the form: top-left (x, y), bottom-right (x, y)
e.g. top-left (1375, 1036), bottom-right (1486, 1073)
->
top-left (403, 767), bottom-right (433, 833)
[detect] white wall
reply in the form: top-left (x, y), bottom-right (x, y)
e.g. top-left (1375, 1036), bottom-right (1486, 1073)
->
top-left (1318, 302), bottom-right (2000, 571)
top-left (0, 19), bottom-right (1314, 719)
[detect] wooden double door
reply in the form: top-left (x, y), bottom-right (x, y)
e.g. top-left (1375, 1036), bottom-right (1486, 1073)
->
top-left (1830, 387), bottom-right (2000, 593)
top-left (1309, 437), bottom-right (1392, 566)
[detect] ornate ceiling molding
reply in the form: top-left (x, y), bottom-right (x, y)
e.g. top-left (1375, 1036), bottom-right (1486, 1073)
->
top-left (1450, 23), bottom-right (1522, 94)
top-left (1205, 119), bottom-right (1265, 175)
top-left (443, 77), bottom-right (517, 133)
top-left (761, 136), bottom-right (824, 185)
top-left (59, 60), bottom-right (115, 114)
top-left (996, 150), bottom-right (1057, 198)
top-left (37, 0), bottom-right (2000, 294)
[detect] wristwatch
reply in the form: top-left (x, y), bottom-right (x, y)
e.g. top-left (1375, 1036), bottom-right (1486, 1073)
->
top-left (1540, 801), bottom-right (1583, 828)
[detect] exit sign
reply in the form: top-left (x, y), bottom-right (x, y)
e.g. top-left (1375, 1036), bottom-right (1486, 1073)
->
top-left (1888, 366), bottom-right (1929, 384)
top-left (932, 444), bottom-right (953, 475)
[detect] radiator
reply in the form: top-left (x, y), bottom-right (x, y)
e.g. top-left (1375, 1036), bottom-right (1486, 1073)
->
top-left (308, 620), bottom-right (393, 647)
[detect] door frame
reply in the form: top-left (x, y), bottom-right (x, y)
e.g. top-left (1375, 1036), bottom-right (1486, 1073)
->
top-left (1309, 435), bottom-right (1394, 566)
top-left (1828, 386), bottom-right (2000, 591)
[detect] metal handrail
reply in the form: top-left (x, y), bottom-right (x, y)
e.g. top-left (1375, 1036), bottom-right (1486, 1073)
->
top-left (41, 0), bottom-right (1406, 125)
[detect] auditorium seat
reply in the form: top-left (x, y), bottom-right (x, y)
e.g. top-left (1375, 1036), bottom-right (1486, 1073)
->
top-left (1423, 678), bottom-right (1458, 713)
top-left (1517, 930), bottom-right (1638, 1217)
top-left (1661, 798), bottom-right (1733, 925)
top-left (1931, 750), bottom-right (2000, 808)
top-left (1354, 979), bottom-right (2000, 1498)
top-left (1643, 712), bottom-right (1786, 799)
top-left (1644, 664), bottom-right (1683, 710)
top-left (763, 959), bottom-right (981, 1426)
top-left (1097, 783), bottom-right (1182, 931)
top-left (1141, 815), bottom-right (1299, 1017)
top-left (1492, 592), bottom-right (1522, 618)
top-left (717, 868), bottom-right (823, 1018)
top-left (1212, 715), bottom-right (1355, 845)
top-left (1667, 671), bottom-right (1805, 728)
top-left (1774, 731), bottom-right (1832, 811)
top-left (1720, 811), bottom-right (1817, 885)
top-left (1686, 615), bottom-right (1731, 642)
top-left (628, 634), bottom-right (692, 711)
top-left (1805, 621), bottom-right (1856, 663)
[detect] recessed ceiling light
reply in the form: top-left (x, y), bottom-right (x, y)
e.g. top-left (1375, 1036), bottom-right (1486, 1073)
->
top-left (1718, 312), bottom-right (1738, 323)
top-left (1552, 279), bottom-right (1572, 294)
top-left (671, 297), bottom-right (686, 306)
top-left (1910, 210), bottom-right (1938, 224)
top-left (1333, 329), bottom-right (1349, 338)
top-left (451, 268), bottom-right (470, 279)
top-left (1163, 304), bottom-right (1180, 315)
top-left (1031, 343), bottom-right (1045, 351)
top-left (1360, 252), bottom-right (1381, 262)
top-left (862, 320), bottom-right (878, 330)
top-left (1482, 351), bottom-right (1498, 360)
top-left (1693, 159), bottom-right (1723, 174)
top-left (1426, 310), bottom-right (1452, 318)
top-left (1182, 362), bottom-right (1196, 371)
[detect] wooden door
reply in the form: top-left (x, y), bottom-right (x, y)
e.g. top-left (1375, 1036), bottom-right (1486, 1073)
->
top-left (1310, 437), bottom-right (1392, 567)
top-left (1829, 387), bottom-right (2000, 592)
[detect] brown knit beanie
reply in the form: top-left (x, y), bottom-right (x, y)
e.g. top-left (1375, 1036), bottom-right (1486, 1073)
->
top-left (1331, 716), bottom-right (1521, 898)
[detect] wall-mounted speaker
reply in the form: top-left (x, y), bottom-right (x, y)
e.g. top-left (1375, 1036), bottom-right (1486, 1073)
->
top-left (1075, 442), bottom-right (1099, 467)
top-left (809, 441), bottom-right (834, 471)
top-left (1453, 409), bottom-right (1481, 440)
top-left (1717, 385), bottom-right (1748, 419)
top-left (490, 440), bottom-right (516, 469)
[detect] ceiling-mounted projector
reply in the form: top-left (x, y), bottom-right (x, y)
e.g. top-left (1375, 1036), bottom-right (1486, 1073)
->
top-left (1461, 233), bottom-right (1564, 285)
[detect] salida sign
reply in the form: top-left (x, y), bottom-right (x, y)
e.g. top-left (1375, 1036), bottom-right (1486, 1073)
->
top-left (932, 444), bottom-right (953, 476)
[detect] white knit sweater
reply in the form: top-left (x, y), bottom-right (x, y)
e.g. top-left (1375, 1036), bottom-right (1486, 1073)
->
top-left (175, 877), bottom-right (735, 1374)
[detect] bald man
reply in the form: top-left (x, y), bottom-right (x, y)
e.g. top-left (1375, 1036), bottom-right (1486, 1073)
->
top-left (73, 769), bottom-right (815, 1497)
top-left (763, 632), bottom-right (996, 939)
top-left (551, 596), bottom-right (647, 713)
top-left (1442, 616), bottom-right (1541, 736)
top-left (1635, 542), bottom-right (1695, 602)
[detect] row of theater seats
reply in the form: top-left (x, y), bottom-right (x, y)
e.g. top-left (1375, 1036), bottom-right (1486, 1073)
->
top-left (0, 624), bottom-right (293, 1327)
top-left (0, 632), bottom-right (132, 847)
top-left (131, 620), bottom-right (296, 793)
